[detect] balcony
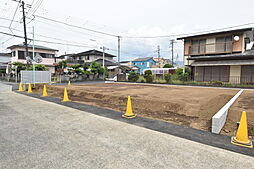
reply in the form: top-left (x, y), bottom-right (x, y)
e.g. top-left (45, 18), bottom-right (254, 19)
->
top-left (189, 42), bottom-right (233, 56)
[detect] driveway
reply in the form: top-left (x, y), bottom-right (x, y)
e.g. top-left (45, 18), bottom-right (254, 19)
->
top-left (0, 83), bottom-right (253, 169)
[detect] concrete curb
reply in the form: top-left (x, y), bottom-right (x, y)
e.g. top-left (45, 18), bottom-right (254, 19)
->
top-left (212, 89), bottom-right (244, 134)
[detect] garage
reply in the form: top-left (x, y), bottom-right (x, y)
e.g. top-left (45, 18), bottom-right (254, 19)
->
top-left (194, 66), bottom-right (230, 82)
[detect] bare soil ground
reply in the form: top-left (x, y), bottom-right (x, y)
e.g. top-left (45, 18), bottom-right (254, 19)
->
top-left (34, 83), bottom-right (238, 132)
top-left (222, 90), bottom-right (254, 138)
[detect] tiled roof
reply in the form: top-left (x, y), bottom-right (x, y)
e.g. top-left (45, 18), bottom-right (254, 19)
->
top-left (133, 57), bottom-right (153, 62)
top-left (7, 44), bottom-right (58, 51)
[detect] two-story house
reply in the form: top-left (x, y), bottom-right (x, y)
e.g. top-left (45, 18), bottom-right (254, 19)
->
top-left (68, 49), bottom-right (117, 66)
top-left (7, 44), bottom-right (60, 73)
top-left (0, 53), bottom-right (11, 73)
top-left (152, 58), bottom-right (171, 68)
top-left (177, 27), bottom-right (254, 84)
top-left (131, 57), bottom-right (156, 74)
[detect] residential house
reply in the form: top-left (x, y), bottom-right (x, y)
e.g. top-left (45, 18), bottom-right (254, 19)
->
top-left (177, 27), bottom-right (254, 84)
top-left (131, 57), bottom-right (156, 74)
top-left (68, 49), bottom-right (117, 66)
top-left (120, 60), bottom-right (132, 66)
top-left (0, 53), bottom-right (11, 73)
top-left (152, 58), bottom-right (171, 68)
top-left (107, 65), bottom-right (131, 79)
top-left (7, 43), bottom-right (61, 73)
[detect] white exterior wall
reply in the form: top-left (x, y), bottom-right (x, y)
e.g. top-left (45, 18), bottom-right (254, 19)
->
top-left (81, 54), bottom-right (115, 62)
top-left (9, 47), bottom-right (61, 73)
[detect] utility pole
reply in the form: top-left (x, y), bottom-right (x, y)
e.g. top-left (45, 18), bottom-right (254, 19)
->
top-left (170, 40), bottom-right (177, 66)
top-left (32, 26), bottom-right (35, 85)
top-left (21, 1), bottom-right (30, 65)
top-left (100, 46), bottom-right (109, 80)
top-left (117, 36), bottom-right (121, 63)
top-left (157, 45), bottom-right (160, 68)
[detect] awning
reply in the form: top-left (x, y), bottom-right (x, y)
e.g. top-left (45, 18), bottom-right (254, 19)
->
top-left (191, 60), bottom-right (254, 66)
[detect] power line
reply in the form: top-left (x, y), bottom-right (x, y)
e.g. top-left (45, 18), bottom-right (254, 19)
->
top-left (0, 25), bottom-right (102, 47)
top-left (0, 30), bottom-right (97, 48)
top-left (33, 14), bottom-right (118, 38)
top-left (0, 16), bottom-right (20, 23)
top-left (9, 0), bottom-right (20, 30)
top-left (28, 0), bottom-right (43, 16)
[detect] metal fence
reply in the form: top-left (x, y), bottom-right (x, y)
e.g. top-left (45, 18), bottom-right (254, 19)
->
top-left (0, 73), bottom-right (20, 82)
top-left (194, 75), bottom-right (254, 84)
top-left (21, 71), bottom-right (51, 84)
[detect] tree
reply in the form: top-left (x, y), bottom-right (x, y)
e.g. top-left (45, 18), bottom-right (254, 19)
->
top-left (163, 64), bottom-right (173, 68)
top-left (175, 67), bottom-right (190, 81)
top-left (89, 61), bottom-right (106, 78)
top-left (71, 64), bottom-right (84, 75)
top-left (144, 70), bottom-right (153, 83)
top-left (27, 64), bottom-right (48, 71)
top-left (128, 72), bottom-right (139, 82)
top-left (12, 62), bottom-right (26, 74)
top-left (56, 60), bottom-right (67, 74)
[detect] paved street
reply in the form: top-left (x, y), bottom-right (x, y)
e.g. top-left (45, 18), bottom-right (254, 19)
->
top-left (0, 83), bottom-right (253, 169)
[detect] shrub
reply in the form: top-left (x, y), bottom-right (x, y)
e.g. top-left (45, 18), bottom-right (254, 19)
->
top-left (208, 81), bottom-right (223, 86)
top-left (0, 70), bottom-right (6, 74)
top-left (128, 72), bottom-right (139, 82)
top-left (163, 64), bottom-right (173, 68)
top-left (144, 70), bottom-right (153, 83)
top-left (144, 70), bottom-right (152, 75)
top-left (164, 74), bottom-right (172, 83)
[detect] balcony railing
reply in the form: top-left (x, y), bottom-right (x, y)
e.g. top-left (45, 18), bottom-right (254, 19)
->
top-left (189, 42), bottom-right (233, 55)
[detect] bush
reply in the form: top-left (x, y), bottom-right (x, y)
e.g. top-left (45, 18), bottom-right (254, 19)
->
top-left (163, 64), bottom-right (173, 68)
top-left (0, 70), bottom-right (6, 74)
top-left (208, 81), bottom-right (223, 86)
top-left (174, 67), bottom-right (190, 81)
top-left (144, 70), bottom-right (152, 75)
top-left (128, 72), bottom-right (139, 82)
top-left (164, 74), bottom-right (172, 83)
top-left (144, 70), bottom-right (153, 83)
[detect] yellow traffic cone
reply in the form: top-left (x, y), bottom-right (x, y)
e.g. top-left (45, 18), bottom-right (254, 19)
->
top-left (68, 81), bottom-right (71, 86)
top-left (122, 96), bottom-right (136, 119)
top-left (42, 85), bottom-right (48, 97)
top-left (27, 83), bottom-right (32, 93)
top-left (62, 87), bottom-right (70, 102)
top-left (231, 111), bottom-right (253, 148)
top-left (18, 83), bottom-right (23, 92)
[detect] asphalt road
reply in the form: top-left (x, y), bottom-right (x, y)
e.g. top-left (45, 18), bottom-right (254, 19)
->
top-left (0, 83), bottom-right (253, 169)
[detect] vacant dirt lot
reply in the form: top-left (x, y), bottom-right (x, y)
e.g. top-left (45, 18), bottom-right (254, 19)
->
top-left (222, 90), bottom-right (254, 138)
top-left (34, 83), bottom-right (238, 131)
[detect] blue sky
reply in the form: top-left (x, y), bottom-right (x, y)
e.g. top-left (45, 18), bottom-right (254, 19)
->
top-left (0, 0), bottom-right (254, 64)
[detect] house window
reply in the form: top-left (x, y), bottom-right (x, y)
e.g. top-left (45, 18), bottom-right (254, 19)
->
top-left (216, 36), bottom-right (232, 52)
top-left (140, 62), bottom-right (144, 65)
top-left (147, 62), bottom-right (150, 67)
top-left (18, 51), bottom-right (25, 59)
top-left (12, 51), bottom-right (15, 57)
top-left (191, 39), bottom-right (206, 54)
